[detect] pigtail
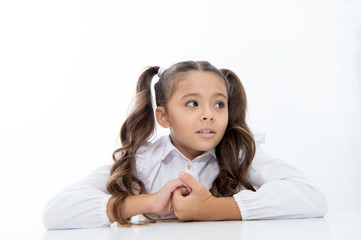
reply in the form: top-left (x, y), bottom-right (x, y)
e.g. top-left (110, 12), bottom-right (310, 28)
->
top-left (106, 66), bottom-right (159, 225)
top-left (211, 69), bottom-right (256, 196)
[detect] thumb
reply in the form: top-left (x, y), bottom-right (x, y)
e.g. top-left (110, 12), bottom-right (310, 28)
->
top-left (179, 171), bottom-right (201, 192)
top-left (173, 188), bottom-right (183, 198)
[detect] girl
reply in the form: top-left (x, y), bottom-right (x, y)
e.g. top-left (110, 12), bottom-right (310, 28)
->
top-left (43, 61), bottom-right (327, 229)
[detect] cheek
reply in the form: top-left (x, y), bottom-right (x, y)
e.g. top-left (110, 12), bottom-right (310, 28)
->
top-left (222, 116), bottom-right (229, 130)
top-left (219, 115), bottom-right (229, 134)
top-left (219, 110), bottom-right (229, 125)
top-left (169, 113), bottom-right (196, 134)
top-left (168, 111), bottom-right (188, 128)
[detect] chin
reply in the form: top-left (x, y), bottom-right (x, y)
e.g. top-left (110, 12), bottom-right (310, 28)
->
top-left (196, 144), bottom-right (216, 152)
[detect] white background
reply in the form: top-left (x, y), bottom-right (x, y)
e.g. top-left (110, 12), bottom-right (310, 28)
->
top-left (0, 0), bottom-right (360, 232)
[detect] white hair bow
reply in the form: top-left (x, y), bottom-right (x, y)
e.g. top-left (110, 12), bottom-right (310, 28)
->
top-left (157, 67), bottom-right (166, 78)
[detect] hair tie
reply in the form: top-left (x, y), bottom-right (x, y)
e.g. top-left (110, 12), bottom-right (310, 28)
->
top-left (157, 67), bottom-right (166, 78)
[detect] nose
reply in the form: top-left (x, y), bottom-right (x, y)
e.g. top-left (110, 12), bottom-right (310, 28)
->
top-left (201, 106), bottom-right (214, 122)
top-left (202, 116), bottom-right (214, 121)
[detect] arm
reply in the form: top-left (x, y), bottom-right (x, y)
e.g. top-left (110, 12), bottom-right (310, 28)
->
top-left (233, 145), bottom-right (328, 220)
top-left (44, 163), bottom-right (188, 229)
top-left (106, 195), bottom-right (150, 222)
top-left (107, 195), bottom-right (149, 222)
top-left (107, 178), bottom-right (190, 222)
top-left (43, 163), bottom-right (113, 229)
top-left (172, 145), bottom-right (328, 221)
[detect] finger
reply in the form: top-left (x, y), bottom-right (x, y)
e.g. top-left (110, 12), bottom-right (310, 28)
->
top-left (167, 179), bottom-right (187, 192)
top-left (178, 186), bottom-right (189, 196)
top-left (186, 185), bottom-right (192, 194)
top-left (179, 171), bottom-right (201, 192)
top-left (172, 188), bottom-right (183, 200)
top-left (174, 179), bottom-right (192, 194)
top-left (171, 189), bottom-right (183, 214)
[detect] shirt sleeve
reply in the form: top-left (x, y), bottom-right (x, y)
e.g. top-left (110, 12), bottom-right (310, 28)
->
top-left (233, 136), bottom-right (328, 220)
top-left (43, 163), bottom-right (113, 229)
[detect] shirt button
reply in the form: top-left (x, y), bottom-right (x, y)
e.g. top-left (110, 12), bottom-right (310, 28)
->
top-left (187, 164), bottom-right (191, 169)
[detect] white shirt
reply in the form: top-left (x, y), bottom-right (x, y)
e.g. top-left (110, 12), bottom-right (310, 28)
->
top-left (43, 134), bottom-right (328, 229)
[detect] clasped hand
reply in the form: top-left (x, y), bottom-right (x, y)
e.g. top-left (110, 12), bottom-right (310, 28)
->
top-left (150, 171), bottom-right (215, 221)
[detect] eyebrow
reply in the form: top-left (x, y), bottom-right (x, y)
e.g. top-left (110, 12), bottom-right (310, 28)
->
top-left (181, 92), bottom-right (228, 100)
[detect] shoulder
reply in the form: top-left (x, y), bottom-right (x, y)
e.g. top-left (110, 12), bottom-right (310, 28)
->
top-left (136, 136), bottom-right (168, 158)
top-left (246, 132), bottom-right (282, 167)
top-left (239, 132), bottom-right (286, 176)
top-left (238, 132), bottom-right (266, 160)
top-left (135, 136), bottom-right (168, 174)
top-left (253, 132), bottom-right (266, 146)
top-left (245, 133), bottom-right (306, 184)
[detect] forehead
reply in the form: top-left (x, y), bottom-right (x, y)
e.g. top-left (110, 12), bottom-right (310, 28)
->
top-left (174, 71), bottom-right (227, 95)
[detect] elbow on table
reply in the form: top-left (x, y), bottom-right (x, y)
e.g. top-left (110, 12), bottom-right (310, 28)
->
top-left (296, 181), bottom-right (328, 218)
top-left (42, 192), bottom-right (78, 230)
top-left (312, 190), bottom-right (328, 218)
top-left (42, 191), bottom-right (112, 230)
top-left (43, 209), bottom-right (59, 230)
top-left (43, 201), bottom-right (67, 230)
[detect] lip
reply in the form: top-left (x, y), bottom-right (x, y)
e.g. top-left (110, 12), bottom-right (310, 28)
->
top-left (196, 127), bottom-right (216, 138)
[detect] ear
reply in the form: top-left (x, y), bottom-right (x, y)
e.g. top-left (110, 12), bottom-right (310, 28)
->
top-left (155, 106), bottom-right (170, 128)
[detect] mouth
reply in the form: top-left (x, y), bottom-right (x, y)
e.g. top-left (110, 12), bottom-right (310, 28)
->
top-left (196, 130), bottom-right (215, 133)
top-left (196, 128), bottom-right (216, 138)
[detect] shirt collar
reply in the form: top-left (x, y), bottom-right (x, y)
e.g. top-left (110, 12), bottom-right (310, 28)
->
top-left (160, 135), bottom-right (217, 161)
top-left (209, 148), bottom-right (217, 159)
top-left (161, 135), bottom-right (176, 160)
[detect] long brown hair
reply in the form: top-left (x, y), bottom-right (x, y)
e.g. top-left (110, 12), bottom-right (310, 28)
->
top-left (106, 61), bottom-right (255, 225)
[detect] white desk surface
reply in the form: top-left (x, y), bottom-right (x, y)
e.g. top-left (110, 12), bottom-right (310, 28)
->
top-left (1, 212), bottom-right (360, 240)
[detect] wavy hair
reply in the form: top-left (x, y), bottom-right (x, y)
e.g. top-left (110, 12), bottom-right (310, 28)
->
top-left (106, 61), bottom-right (256, 225)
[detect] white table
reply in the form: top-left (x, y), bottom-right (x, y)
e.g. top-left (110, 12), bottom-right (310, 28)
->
top-left (1, 212), bottom-right (360, 239)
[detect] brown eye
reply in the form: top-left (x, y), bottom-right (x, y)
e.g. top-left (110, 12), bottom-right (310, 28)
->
top-left (186, 101), bottom-right (198, 107)
top-left (215, 102), bottom-right (225, 108)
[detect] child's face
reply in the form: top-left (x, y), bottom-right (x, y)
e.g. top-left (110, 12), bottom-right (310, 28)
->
top-left (156, 70), bottom-right (228, 160)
